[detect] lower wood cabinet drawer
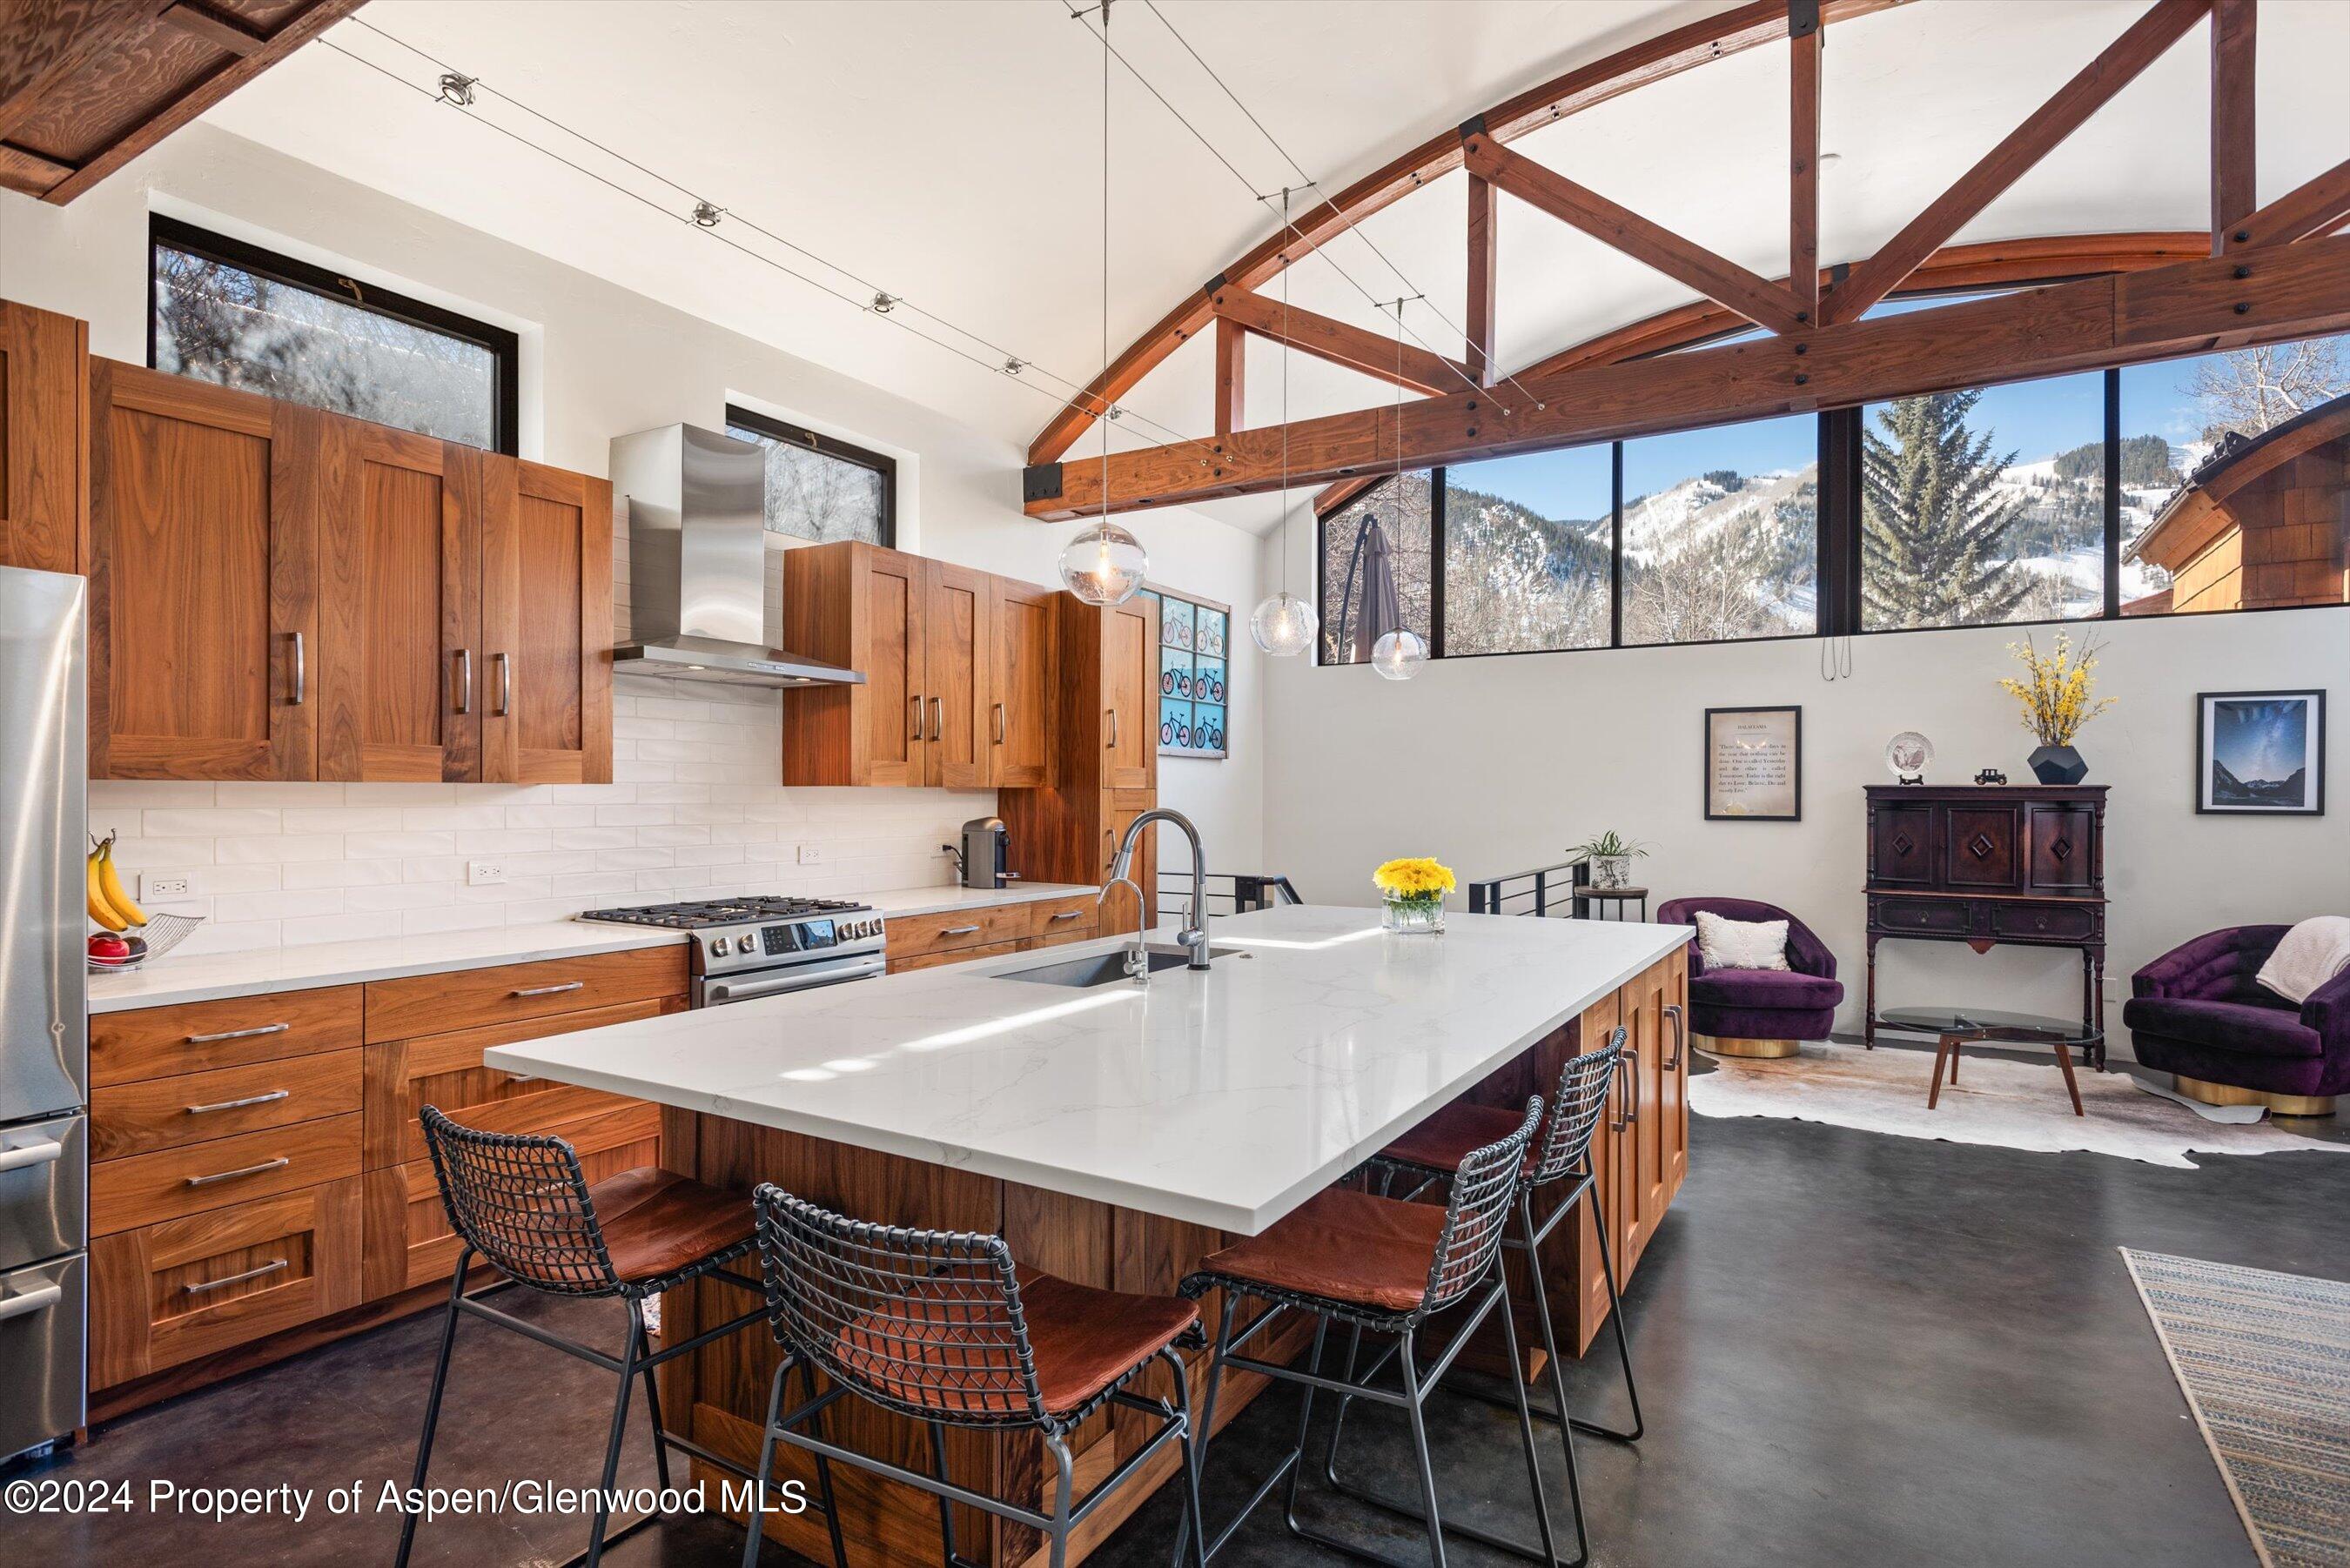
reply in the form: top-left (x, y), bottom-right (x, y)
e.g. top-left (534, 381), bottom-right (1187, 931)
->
top-left (1025, 895), bottom-right (1098, 941)
top-left (91, 1114), bottom-right (363, 1236)
top-left (93, 1049), bottom-right (364, 1163)
top-left (1871, 897), bottom-right (1972, 936)
top-left (91, 985), bottom-right (366, 1086)
top-left (364, 944), bottom-right (688, 1042)
top-left (360, 1102), bottom-right (661, 1300)
top-left (889, 939), bottom-right (1024, 975)
top-left (361, 998), bottom-right (676, 1169)
top-left (90, 1176), bottom-right (363, 1388)
top-left (1990, 901), bottom-right (2101, 941)
top-left (886, 903), bottom-right (1029, 960)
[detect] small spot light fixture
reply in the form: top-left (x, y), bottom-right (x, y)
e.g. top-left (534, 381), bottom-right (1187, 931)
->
top-left (437, 72), bottom-right (477, 107)
top-left (870, 291), bottom-right (897, 314)
top-left (1003, 357), bottom-right (1026, 375)
top-left (691, 201), bottom-right (723, 228)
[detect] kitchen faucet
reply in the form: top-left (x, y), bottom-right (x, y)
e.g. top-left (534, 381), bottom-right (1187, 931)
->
top-left (1105, 807), bottom-right (1213, 970)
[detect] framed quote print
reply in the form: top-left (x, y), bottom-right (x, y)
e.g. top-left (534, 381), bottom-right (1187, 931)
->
top-left (1705, 706), bottom-right (1803, 821)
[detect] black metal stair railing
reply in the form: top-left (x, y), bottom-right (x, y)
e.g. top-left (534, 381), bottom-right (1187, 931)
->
top-left (1464, 854), bottom-right (1591, 918)
top-left (1155, 872), bottom-right (1304, 925)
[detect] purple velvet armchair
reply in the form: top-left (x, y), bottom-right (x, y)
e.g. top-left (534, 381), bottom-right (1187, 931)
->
top-left (1655, 896), bottom-right (1845, 1057)
top-left (2124, 926), bottom-right (2350, 1110)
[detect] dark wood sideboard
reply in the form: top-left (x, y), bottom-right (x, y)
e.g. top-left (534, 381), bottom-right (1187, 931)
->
top-left (1863, 784), bottom-right (2109, 1065)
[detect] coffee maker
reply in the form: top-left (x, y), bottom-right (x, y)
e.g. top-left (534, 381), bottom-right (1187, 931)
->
top-left (955, 817), bottom-right (1014, 890)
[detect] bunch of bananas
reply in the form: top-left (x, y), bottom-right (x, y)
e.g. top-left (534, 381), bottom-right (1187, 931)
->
top-left (87, 833), bottom-right (147, 932)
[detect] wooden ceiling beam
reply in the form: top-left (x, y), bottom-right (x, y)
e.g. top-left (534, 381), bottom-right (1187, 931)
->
top-left (1465, 135), bottom-right (1808, 335)
top-left (1212, 285), bottom-right (1472, 398)
top-left (157, 2), bottom-right (268, 57)
top-left (1213, 316), bottom-right (1245, 440)
top-left (2234, 156), bottom-right (2350, 248)
top-left (1024, 0), bottom-right (1910, 466)
top-left (2210, 0), bottom-right (2257, 251)
top-left (1789, 6), bottom-right (1822, 324)
top-left (1030, 235), bottom-right (2350, 519)
top-left (1466, 171), bottom-right (1499, 385)
top-left (1822, 0), bottom-right (2210, 325)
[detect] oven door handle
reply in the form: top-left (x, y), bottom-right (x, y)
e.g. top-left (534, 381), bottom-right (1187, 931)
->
top-left (702, 955), bottom-right (886, 1005)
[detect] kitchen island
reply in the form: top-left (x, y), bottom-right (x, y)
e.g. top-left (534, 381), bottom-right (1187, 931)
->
top-left (486, 905), bottom-right (1690, 1567)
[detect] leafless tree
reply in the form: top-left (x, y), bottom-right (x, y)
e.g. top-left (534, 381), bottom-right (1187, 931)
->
top-left (2189, 338), bottom-right (2348, 438)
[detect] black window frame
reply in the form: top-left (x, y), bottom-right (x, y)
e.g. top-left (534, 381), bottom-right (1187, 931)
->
top-left (724, 403), bottom-right (899, 549)
top-left (147, 214), bottom-right (520, 455)
top-left (1316, 283), bottom-right (2340, 667)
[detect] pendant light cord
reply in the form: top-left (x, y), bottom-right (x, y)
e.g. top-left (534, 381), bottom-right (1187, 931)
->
top-left (1279, 185), bottom-right (1292, 597)
top-left (1098, 0), bottom-right (1111, 531)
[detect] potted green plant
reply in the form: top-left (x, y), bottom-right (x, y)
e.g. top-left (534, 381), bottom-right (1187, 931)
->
top-left (1571, 831), bottom-right (1648, 890)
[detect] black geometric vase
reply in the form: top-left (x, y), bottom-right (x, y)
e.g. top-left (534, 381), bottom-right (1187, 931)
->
top-left (2028, 744), bottom-right (2088, 785)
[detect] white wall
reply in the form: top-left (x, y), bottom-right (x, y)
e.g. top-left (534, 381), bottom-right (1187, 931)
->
top-left (0, 125), bottom-right (1266, 950)
top-left (1262, 525), bottom-right (2349, 1046)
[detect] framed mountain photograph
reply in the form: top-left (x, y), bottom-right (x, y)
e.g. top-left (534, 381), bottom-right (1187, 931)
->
top-left (2196, 690), bottom-right (2326, 816)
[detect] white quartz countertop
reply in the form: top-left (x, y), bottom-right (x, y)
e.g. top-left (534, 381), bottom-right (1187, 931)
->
top-left (85, 881), bottom-right (1099, 1013)
top-left (484, 905), bottom-right (1689, 1234)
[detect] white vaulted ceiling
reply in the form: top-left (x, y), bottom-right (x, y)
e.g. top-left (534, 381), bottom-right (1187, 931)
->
top-left (202, 0), bottom-right (2350, 533)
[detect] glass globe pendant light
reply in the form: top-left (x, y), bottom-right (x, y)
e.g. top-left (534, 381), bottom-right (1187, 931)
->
top-left (1249, 188), bottom-right (1320, 657)
top-left (1372, 627), bottom-right (1428, 680)
top-left (1057, 2), bottom-right (1148, 608)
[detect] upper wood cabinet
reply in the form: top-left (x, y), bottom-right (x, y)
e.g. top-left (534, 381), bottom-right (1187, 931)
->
top-left (89, 364), bottom-right (316, 781)
top-left (1101, 594), bottom-right (1157, 793)
top-left (0, 299), bottom-right (87, 576)
top-left (88, 357), bottom-right (611, 783)
top-left (782, 541), bottom-right (1063, 790)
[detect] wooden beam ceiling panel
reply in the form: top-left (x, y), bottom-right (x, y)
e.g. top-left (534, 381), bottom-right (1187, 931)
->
top-left (1212, 285), bottom-right (1472, 399)
top-left (1213, 316), bottom-right (1246, 440)
top-left (1789, 10), bottom-right (1822, 324)
top-left (1465, 171), bottom-right (1498, 385)
top-left (2210, 0), bottom-right (2257, 252)
top-left (2235, 156), bottom-right (2350, 248)
top-left (1821, 0), bottom-right (2210, 325)
top-left (1031, 237), bottom-right (2350, 519)
top-left (1025, 0), bottom-right (1911, 466)
top-left (1465, 136), bottom-right (1808, 336)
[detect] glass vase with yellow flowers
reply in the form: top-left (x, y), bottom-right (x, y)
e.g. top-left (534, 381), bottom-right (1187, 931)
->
top-left (1998, 631), bottom-right (2116, 785)
top-left (1373, 857), bottom-right (1455, 934)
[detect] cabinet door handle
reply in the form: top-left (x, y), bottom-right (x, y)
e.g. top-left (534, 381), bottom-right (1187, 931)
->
top-left (494, 652), bottom-right (513, 716)
top-left (185, 1156), bottom-right (291, 1188)
top-left (185, 1089), bottom-right (291, 1116)
top-left (185, 1021), bottom-right (290, 1045)
top-left (288, 631), bottom-right (306, 705)
top-left (939, 925), bottom-right (981, 937)
top-left (993, 702), bottom-right (1005, 744)
top-left (1624, 1048), bottom-right (1641, 1126)
top-left (909, 695), bottom-right (923, 740)
top-left (453, 648), bottom-right (473, 714)
top-left (511, 981), bottom-right (585, 998)
top-left (928, 697), bottom-right (943, 741)
top-left (184, 1257), bottom-right (288, 1295)
top-left (1663, 1003), bottom-right (1685, 1071)
top-left (1106, 709), bottom-right (1118, 748)
top-left (1048, 910), bottom-right (1081, 921)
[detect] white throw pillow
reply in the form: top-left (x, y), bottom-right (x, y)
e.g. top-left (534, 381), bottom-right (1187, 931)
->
top-left (1693, 911), bottom-right (1791, 972)
top-left (2256, 915), bottom-right (2350, 1005)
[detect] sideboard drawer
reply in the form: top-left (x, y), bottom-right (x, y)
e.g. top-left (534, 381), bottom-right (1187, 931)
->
top-left (91, 986), bottom-right (366, 1086)
top-left (364, 946), bottom-right (688, 1042)
top-left (90, 1114), bottom-right (363, 1236)
top-left (92, 1049), bottom-right (364, 1163)
top-left (1872, 897), bottom-right (1972, 937)
top-left (1990, 902), bottom-right (2101, 943)
top-left (1026, 895), bottom-right (1099, 941)
top-left (886, 902), bottom-right (1030, 960)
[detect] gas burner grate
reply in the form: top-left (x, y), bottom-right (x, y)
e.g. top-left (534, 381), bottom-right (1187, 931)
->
top-left (578, 895), bottom-right (870, 930)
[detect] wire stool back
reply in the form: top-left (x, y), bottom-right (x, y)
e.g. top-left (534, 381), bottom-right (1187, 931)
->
top-left (419, 1106), bottom-right (625, 1297)
top-left (1420, 1096), bottom-right (1541, 1314)
top-left (1529, 1028), bottom-right (1627, 1186)
top-left (751, 1183), bottom-right (1050, 1429)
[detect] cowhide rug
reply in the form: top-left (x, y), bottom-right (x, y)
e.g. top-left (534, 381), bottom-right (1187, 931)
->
top-left (1688, 1040), bottom-right (2348, 1169)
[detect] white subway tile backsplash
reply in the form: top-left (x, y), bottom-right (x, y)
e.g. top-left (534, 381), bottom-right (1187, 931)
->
top-left (216, 834), bottom-right (348, 864)
top-left (143, 807), bottom-right (283, 837)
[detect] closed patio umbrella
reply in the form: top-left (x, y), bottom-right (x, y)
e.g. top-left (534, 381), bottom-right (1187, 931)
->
top-left (1339, 513), bottom-right (1405, 663)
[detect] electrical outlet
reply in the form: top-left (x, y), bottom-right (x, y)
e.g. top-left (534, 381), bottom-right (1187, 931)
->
top-left (796, 843), bottom-right (826, 866)
top-left (141, 873), bottom-right (192, 900)
top-left (467, 861), bottom-right (507, 887)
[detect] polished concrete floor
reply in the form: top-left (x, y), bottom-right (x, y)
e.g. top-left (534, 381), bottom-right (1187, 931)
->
top-left (10, 1059), bottom-right (2346, 1567)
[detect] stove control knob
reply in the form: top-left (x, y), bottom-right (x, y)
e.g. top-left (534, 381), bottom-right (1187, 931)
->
top-left (734, 935), bottom-right (757, 955)
top-left (707, 938), bottom-right (726, 957)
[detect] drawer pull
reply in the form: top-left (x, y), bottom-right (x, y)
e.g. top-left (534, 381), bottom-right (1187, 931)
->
top-left (0, 1137), bottom-right (64, 1175)
top-left (0, 1283), bottom-right (63, 1324)
top-left (185, 1089), bottom-right (292, 1116)
top-left (1047, 910), bottom-right (1082, 921)
top-left (185, 1156), bottom-right (291, 1189)
top-left (940, 925), bottom-right (982, 937)
top-left (185, 1021), bottom-right (291, 1045)
top-left (511, 982), bottom-right (586, 998)
top-left (184, 1257), bottom-right (288, 1296)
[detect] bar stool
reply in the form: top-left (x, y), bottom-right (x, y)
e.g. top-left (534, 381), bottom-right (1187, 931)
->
top-left (740, 1183), bottom-right (1209, 1568)
top-left (1174, 1098), bottom-right (1554, 1568)
top-left (396, 1108), bottom-right (780, 1568)
top-left (1323, 1029), bottom-right (1634, 1568)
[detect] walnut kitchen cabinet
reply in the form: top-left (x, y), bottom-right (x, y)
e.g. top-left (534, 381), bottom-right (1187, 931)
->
top-left (1100, 593), bottom-right (1157, 792)
top-left (990, 576), bottom-right (1058, 787)
top-left (88, 362), bottom-right (318, 780)
top-left (86, 357), bottom-right (611, 782)
top-left (923, 559), bottom-right (993, 788)
top-left (0, 298), bottom-right (87, 575)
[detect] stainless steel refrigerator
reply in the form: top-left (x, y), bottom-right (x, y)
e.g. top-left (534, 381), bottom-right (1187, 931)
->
top-left (0, 566), bottom-right (86, 1464)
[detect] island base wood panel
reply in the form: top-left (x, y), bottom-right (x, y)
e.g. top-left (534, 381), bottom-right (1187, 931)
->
top-left (659, 944), bottom-right (1689, 1568)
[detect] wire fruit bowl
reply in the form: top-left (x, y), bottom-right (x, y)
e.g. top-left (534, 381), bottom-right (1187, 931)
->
top-left (89, 912), bottom-right (205, 974)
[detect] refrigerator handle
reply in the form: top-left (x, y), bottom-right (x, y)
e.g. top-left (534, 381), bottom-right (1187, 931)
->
top-left (0, 1282), bottom-right (63, 1323)
top-left (0, 1137), bottom-right (64, 1175)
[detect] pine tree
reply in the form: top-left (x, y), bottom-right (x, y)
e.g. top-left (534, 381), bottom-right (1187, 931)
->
top-left (1861, 390), bottom-right (2033, 627)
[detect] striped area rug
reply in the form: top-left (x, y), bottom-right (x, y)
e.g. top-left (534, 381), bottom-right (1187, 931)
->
top-left (2123, 1250), bottom-right (2350, 1567)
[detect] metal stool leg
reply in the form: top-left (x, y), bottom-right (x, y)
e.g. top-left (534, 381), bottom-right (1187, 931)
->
top-left (741, 1361), bottom-right (788, 1568)
top-left (582, 1309), bottom-right (645, 1566)
top-left (1161, 1347), bottom-right (1212, 1568)
top-left (804, 1360), bottom-right (849, 1568)
top-left (1577, 1179), bottom-right (1645, 1443)
top-left (394, 1250), bottom-right (471, 1568)
top-left (1045, 1432), bottom-right (1076, 1568)
top-left (1277, 1317), bottom-right (1332, 1537)
top-left (1516, 1194), bottom-right (1590, 1564)
top-left (1397, 1327), bottom-right (1449, 1568)
top-left (636, 1299), bottom-right (671, 1492)
top-left (928, 1420), bottom-right (977, 1568)
top-left (1168, 1294), bottom-right (1238, 1568)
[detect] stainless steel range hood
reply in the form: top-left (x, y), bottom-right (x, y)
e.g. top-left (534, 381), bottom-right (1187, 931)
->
top-left (609, 423), bottom-right (865, 689)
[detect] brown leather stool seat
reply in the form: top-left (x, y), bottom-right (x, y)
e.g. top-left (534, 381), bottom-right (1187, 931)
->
top-left (1191, 1188), bottom-right (1448, 1316)
top-left (1378, 1101), bottom-right (1534, 1179)
top-left (588, 1167), bottom-right (756, 1288)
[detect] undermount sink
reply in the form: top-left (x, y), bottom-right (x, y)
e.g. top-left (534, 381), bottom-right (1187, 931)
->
top-left (998, 946), bottom-right (1245, 988)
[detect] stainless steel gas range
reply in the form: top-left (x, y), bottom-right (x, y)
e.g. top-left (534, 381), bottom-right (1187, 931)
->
top-left (577, 896), bottom-right (888, 1007)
